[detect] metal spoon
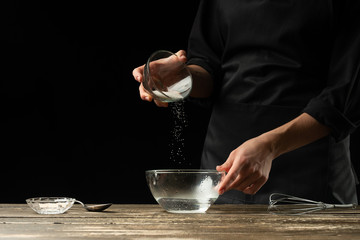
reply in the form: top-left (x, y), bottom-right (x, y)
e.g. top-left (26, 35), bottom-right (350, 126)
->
top-left (75, 200), bottom-right (112, 212)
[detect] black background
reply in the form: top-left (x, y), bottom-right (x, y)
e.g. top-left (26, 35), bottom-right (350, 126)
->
top-left (4, 1), bottom-right (359, 203)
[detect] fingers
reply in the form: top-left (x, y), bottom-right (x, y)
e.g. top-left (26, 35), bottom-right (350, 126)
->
top-left (217, 147), bottom-right (270, 196)
top-left (134, 65), bottom-right (156, 103)
top-left (229, 172), bottom-right (267, 195)
top-left (175, 50), bottom-right (187, 63)
top-left (132, 49), bottom-right (186, 107)
top-left (217, 167), bottom-right (237, 195)
top-left (218, 166), bottom-right (268, 195)
top-left (139, 83), bottom-right (153, 102)
top-left (218, 168), bottom-right (265, 195)
top-left (133, 50), bottom-right (186, 82)
top-left (216, 162), bottom-right (231, 173)
top-left (216, 152), bottom-right (236, 194)
top-left (139, 83), bottom-right (168, 107)
top-left (133, 64), bottom-right (145, 83)
top-left (242, 178), bottom-right (266, 195)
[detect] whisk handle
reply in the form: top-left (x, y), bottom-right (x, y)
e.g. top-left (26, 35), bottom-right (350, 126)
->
top-left (332, 203), bottom-right (357, 209)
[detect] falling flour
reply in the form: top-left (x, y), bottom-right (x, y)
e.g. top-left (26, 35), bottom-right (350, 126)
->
top-left (169, 101), bottom-right (189, 166)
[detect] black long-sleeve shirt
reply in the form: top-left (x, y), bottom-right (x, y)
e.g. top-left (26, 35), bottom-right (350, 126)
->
top-left (187, 0), bottom-right (359, 204)
top-left (188, 0), bottom-right (359, 141)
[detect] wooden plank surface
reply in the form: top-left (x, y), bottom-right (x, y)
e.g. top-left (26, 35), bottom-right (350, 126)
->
top-left (0, 204), bottom-right (359, 239)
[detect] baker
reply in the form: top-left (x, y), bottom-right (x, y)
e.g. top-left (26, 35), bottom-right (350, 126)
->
top-left (133, 0), bottom-right (359, 204)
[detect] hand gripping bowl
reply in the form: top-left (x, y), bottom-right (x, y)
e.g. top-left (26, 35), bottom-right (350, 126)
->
top-left (146, 170), bottom-right (225, 213)
top-left (143, 50), bottom-right (192, 102)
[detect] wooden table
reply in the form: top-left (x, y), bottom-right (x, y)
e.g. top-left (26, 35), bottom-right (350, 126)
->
top-left (0, 204), bottom-right (359, 239)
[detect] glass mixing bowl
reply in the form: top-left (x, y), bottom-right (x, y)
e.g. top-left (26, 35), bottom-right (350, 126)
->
top-left (26, 197), bottom-right (75, 214)
top-left (146, 169), bottom-right (225, 213)
top-left (143, 50), bottom-right (192, 102)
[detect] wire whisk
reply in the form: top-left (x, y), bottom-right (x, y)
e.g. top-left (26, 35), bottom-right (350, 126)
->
top-left (268, 193), bottom-right (357, 215)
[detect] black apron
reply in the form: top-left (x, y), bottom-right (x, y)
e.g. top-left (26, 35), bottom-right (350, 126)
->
top-left (187, 0), bottom-right (360, 205)
top-left (201, 101), bottom-right (358, 204)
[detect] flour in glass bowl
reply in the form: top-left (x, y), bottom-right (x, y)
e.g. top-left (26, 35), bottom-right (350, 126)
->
top-left (152, 75), bottom-right (192, 102)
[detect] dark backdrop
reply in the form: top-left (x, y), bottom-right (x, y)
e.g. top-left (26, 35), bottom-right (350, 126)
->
top-left (4, 1), bottom-right (359, 203)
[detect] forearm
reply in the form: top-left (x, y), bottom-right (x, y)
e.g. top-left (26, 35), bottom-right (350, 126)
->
top-left (260, 113), bottom-right (331, 159)
top-left (187, 64), bottom-right (214, 98)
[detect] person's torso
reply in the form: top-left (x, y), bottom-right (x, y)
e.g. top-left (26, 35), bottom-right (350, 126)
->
top-left (213, 0), bottom-right (335, 107)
